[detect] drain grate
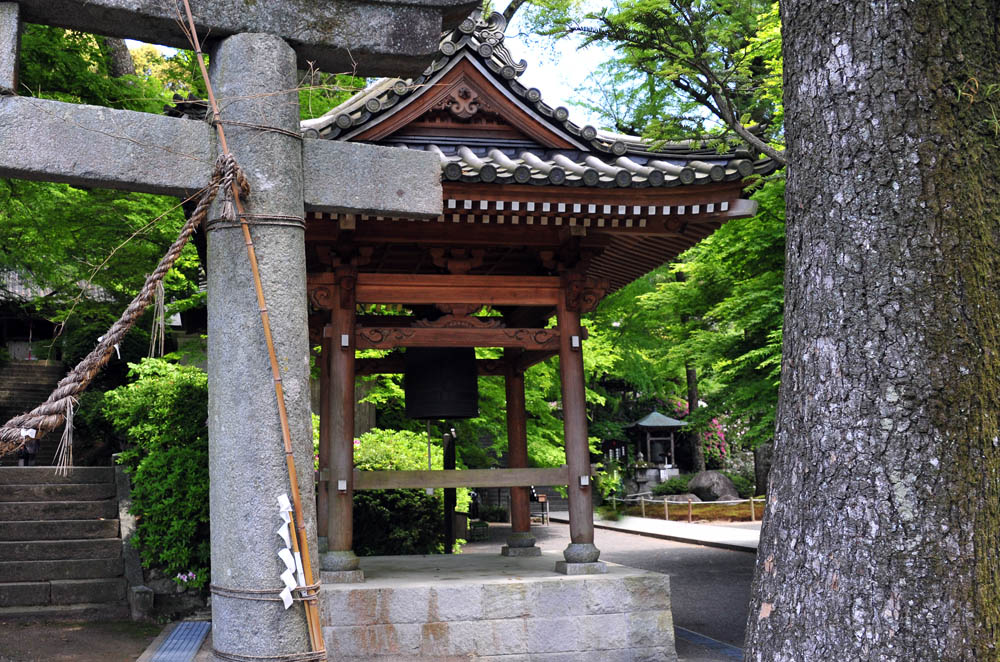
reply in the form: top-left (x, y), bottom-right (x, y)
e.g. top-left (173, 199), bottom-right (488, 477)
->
top-left (151, 620), bottom-right (211, 662)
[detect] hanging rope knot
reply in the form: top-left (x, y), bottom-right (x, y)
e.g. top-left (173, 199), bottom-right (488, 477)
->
top-left (218, 153), bottom-right (251, 223)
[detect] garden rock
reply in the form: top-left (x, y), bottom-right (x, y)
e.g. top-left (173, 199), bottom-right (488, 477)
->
top-left (688, 470), bottom-right (739, 501)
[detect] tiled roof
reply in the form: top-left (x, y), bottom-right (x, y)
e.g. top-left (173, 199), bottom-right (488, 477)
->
top-left (302, 10), bottom-right (776, 188)
top-left (409, 143), bottom-right (767, 188)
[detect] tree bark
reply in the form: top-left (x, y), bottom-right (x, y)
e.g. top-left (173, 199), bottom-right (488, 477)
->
top-left (685, 362), bottom-right (705, 472)
top-left (747, 2), bottom-right (1000, 660)
top-left (102, 37), bottom-right (135, 77)
top-left (752, 441), bottom-right (770, 498)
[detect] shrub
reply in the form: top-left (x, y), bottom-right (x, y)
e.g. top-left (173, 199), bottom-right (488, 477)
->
top-left (353, 428), bottom-right (469, 555)
top-left (104, 359), bottom-right (209, 588)
top-left (478, 505), bottom-right (508, 522)
top-left (722, 471), bottom-right (755, 499)
top-left (597, 504), bottom-right (623, 521)
top-left (651, 474), bottom-right (694, 496)
top-left (352, 489), bottom-right (443, 556)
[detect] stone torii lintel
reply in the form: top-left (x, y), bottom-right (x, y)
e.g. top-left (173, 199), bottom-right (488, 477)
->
top-left (12, 0), bottom-right (478, 76)
top-left (0, 95), bottom-right (443, 217)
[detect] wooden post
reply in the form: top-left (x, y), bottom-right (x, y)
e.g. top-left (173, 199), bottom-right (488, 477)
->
top-left (750, 496), bottom-right (756, 522)
top-left (504, 349), bottom-right (532, 539)
top-left (556, 286), bottom-right (600, 567)
top-left (317, 322), bottom-right (331, 540)
top-left (443, 431), bottom-right (456, 553)
top-left (323, 268), bottom-right (361, 576)
top-left (640, 495), bottom-right (646, 518)
top-left (664, 497), bottom-right (669, 520)
top-left (687, 497), bottom-right (693, 523)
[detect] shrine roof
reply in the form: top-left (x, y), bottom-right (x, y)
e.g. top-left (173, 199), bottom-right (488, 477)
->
top-left (302, 10), bottom-right (776, 189)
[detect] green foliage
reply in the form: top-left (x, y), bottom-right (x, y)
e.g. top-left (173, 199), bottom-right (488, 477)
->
top-left (3, 25), bottom-right (202, 362)
top-left (523, 0), bottom-right (784, 157)
top-left (298, 70), bottom-right (367, 120)
top-left (651, 474), bottom-right (693, 496)
top-left (597, 503), bottom-right (624, 521)
top-left (722, 471), bottom-right (754, 499)
top-left (594, 458), bottom-right (625, 501)
top-left (353, 428), bottom-right (469, 555)
top-left (18, 26), bottom-right (169, 111)
top-left (352, 490), bottom-right (444, 556)
top-left (104, 359), bottom-right (209, 587)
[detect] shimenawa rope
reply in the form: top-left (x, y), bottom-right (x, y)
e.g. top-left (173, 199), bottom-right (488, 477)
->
top-left (0, 153), bottom-right (248, 465)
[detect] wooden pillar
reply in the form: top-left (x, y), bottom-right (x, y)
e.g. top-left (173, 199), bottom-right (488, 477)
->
top-left (316, 322), bottom-right (331, 541)
top-left (502, 349), bottom-right (540, 556)
top-left (321, 268), bottom-right (362, 578)
top-left (556, 286), bottom-right (602, 570)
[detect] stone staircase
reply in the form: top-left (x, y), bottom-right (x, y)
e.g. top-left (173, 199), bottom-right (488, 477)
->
top-left (0, 360), bottom-right (66, 466)
top-left (0, 466), bottom-right (128, 619)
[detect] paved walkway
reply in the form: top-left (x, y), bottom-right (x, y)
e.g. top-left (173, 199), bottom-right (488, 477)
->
top-left (549, 511), bottom-right (760, 553)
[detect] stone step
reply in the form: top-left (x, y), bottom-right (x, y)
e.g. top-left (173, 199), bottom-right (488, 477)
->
top-left (0, 581), bottom-right (51, 607)
top-left (50, 577), bottom-right (126, 605)
top-left (0, 557), bottom-right (123, 582)
top-left (0, 519), bottom-right (120, 541)
top-left (0, 482), bottom-right (116, 502)
top-left (0, 601), bottom-right (129, 621)
top-left (0, 467), bottom-right (114, 484)
top-left (0, 538), bottom-right (122, 562)
top-left (0, 499), bottom-right (117, 521)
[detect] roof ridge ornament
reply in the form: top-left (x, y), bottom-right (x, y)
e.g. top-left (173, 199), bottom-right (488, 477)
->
top-left (443, 9), bottom-right (527, 79)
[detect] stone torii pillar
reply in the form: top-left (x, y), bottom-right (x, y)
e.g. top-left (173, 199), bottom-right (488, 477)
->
top-left (0, 1), bottom-right (472, 658)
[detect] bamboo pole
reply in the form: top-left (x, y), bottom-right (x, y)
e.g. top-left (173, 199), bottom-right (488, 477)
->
top-left (179, 2), bottom-right (324, 654)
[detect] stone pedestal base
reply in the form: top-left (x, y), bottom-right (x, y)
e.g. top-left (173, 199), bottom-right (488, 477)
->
top-left (321, 549), bottom-right (361, 571)
top-left (501, 545), bottom-right (542, 557)
top-left (555, 560), bottom-right (608, 575)
top-left (322, 569), bottom-right (365, 584)
top-left (320, 553), bottom-right (676, 661)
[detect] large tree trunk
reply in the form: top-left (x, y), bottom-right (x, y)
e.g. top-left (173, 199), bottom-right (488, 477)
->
top-left (685, 362), bottom-right (705, 472)
top-left (747, 1), bottom-right (1000, 660)
top-left (102, 38), bottom-right (135, 78)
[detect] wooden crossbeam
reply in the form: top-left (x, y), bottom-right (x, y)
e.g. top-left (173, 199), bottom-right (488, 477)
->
top-left (355, 356), bottom-right (506, 376)
top-left (353, 467), bottom-right (569, 490)
top-left (356, 326), bottom-right (560, 350)
top-left (355, 273), bottom-right (562, 306)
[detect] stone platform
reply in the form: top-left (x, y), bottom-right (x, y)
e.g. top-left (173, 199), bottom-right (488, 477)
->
top-left (319, 552), bottom-right (676, 661)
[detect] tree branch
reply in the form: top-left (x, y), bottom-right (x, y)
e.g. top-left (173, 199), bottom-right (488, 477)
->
top-left (502, 0), bottom-right (531, 24)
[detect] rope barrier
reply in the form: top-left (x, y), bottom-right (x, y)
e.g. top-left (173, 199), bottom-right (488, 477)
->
top-left (205, 213), bottom-right (306, 232)
top-left (210, 583), bottom-right (321, 603)
top-left (211, 118), bottom-right (305, 141)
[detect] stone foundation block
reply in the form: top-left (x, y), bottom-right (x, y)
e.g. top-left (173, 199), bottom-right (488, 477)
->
top-left (501, 545), bottom-right (542, 557)
top-left (554, 560), bottom-right (608, 575)
top-left (320, 554), bottom-right (675, 661)
top-left (321, 569), bottom-right (365, 584)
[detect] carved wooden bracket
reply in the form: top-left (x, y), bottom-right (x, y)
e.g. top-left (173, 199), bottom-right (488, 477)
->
top-left (307, 267), bottom-right (358, 310)
top-left (429, 247), bottom-right (486, 274)
top-left (562, 273), bottom-right (609, 313)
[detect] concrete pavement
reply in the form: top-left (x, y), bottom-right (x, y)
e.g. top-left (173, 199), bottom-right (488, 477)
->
top-left (549, 510), bottom-right (760, 553)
